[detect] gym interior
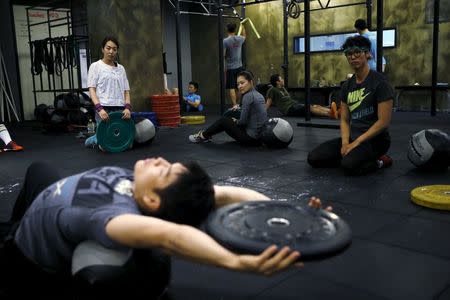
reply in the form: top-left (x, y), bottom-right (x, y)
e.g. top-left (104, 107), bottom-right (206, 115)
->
top-left (0, 0), bottom-right (449, 299)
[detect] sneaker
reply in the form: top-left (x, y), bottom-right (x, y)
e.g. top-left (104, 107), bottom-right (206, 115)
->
top-left (329, 101), bottom-right (339, 119)
top-left (2, 141), bottom-right (24, 152)
top-left (189, 131), bottom-right (210, 143)
top-left (84, 134), bottom-right (98, 149)
top-left (377, 154), bottom-right (393, 168)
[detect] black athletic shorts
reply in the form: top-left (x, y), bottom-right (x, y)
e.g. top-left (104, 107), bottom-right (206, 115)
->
top-left (225, 67), bottom-right (244, 89)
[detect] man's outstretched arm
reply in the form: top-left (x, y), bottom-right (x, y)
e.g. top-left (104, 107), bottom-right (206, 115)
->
top-left (214, 185), bottom-right (270, 207)
top-left (106, 214), bottom-right (300, 275)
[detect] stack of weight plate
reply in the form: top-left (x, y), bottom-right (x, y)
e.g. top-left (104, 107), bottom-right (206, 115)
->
top-left (150, 95), bottom-right (180, 127)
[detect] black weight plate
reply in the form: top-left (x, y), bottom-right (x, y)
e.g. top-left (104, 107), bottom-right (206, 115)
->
top-left (205, 201), bottom-right (352, 260)
top-left (97, 111), bottom-right (135, 153)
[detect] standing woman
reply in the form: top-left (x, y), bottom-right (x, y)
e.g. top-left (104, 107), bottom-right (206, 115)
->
top-left (85, 36), bottom-right (131, 148)
top-left (189, 71), bottom-right (267, 146)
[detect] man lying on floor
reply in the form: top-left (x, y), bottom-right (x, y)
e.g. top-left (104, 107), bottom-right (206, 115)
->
top-left (0, 157), bottom-right (327, 298)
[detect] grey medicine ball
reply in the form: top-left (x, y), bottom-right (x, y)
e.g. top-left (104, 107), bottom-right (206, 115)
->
top-left (407, 129), bottom-right (450, 171)
top-left (134, 118), bottom-right (156, 144)
top-left (261, 118), bottom-right (294, 148)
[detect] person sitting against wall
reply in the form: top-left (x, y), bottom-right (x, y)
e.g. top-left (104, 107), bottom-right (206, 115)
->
top-left (266, 74), bottom-right (339, 119)
top-left (184, 81), bottom-right (204, 112)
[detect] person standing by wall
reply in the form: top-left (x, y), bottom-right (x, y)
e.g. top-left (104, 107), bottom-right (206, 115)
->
top-left (85, 36), bottom-right (131, 148)
top-left (354, 19), bottom-right (386, 72)
top-left (223, 23), bottom-right (246, 109)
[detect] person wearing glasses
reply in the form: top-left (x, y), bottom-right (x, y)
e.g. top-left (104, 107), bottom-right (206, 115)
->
top-left (307, 35), bottom-right (394, 175)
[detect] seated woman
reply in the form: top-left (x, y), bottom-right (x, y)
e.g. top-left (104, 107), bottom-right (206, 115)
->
top-left (189, 71), bottom-right (267, 147)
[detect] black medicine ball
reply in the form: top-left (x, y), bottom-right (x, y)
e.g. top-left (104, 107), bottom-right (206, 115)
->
top-left (408, 129), bottom-right (450, 171)
top-left (54, 94), bottom-right (67, 110)
top-left (261, 118), bottom-right (294, 148)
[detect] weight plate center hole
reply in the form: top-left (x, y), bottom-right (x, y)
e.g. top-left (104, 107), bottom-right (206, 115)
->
top-left (267, 217), bottom-right (290, 227)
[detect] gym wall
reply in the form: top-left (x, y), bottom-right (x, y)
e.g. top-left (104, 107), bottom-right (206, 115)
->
top-left (87, 0), bottom-right (164, 113)
top-left (189, 0), bottom-right (449, 111)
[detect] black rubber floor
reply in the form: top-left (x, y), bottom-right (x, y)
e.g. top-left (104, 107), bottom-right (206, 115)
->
top-left (1, 111), bottom-right (449, 300)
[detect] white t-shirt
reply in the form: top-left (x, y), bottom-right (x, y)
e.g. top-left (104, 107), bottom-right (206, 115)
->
top-left (87, 60), bottom-right (130, 106)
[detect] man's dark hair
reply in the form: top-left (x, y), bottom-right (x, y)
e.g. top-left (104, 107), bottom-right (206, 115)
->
top-left (237, 70), bottom-right (254, 83)
top-left (227, 23), bottom-right (237, 33)
top-left (270, 74), bottom-right (281, 87)
top-left (354, 19), bottom-right (367, 31)
top-left (341, 35), bottom-right (371, 52)
top-left (154, 162), bottom-right (215, 227)
top-left (101, 36), bottom-right (119, 49)
top-left (189, 81), bottom-right (199, 90)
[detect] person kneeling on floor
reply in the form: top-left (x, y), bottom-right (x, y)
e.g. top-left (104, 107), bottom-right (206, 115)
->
top-left (307, 35), bottom-right (393, 175)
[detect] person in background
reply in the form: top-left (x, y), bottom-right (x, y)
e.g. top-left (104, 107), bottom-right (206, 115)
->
top-left (0, 123), bottom-right (23, 152)
top-left (85, 36), bottom-right (131, 148)
top-left (189, 71), bottom-right (266, 146)
top-left (224, 22), bottom-right (246, 109)
top-left (266, 74), bottom-right (339, 119)
top-left (184, 81), bottom-right (204, 112)
top-left (354, 18), bottom-right (387, 72)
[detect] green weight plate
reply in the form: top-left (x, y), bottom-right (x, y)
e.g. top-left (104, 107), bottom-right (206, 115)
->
top-left (97, 111), bottom-right (135, 153)
top-left (411, 185), bottom-right (450, 210)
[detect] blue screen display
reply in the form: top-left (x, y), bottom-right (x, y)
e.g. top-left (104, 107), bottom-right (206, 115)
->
top-left (294, 29), bottom-right (396, 53)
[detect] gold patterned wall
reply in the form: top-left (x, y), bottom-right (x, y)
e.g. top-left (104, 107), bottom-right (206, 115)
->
top-left (87, 0), bottom-right (164, 112)
top-left (190, 0), bottom-right (449, 107)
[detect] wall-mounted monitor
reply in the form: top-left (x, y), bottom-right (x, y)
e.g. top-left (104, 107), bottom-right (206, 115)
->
top-left (293, 28), bottom-right (396, 54)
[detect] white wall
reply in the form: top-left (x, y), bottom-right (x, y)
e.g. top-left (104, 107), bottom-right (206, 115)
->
top-left (13, 5), bottom-right (79, 120)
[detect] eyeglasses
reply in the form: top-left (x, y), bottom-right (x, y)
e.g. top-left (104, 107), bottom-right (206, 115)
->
top-left (343, 47), bottom-right (367, 58)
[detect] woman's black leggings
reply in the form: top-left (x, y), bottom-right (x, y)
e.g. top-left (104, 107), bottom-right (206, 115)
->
top-left (307, 134), bottom-right (390, 176)
top-left (203, 116), bottom-right (261, 146)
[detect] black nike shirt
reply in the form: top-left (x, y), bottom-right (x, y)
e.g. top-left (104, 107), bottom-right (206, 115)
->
top-left (340, 70), bottom-right (394, 138)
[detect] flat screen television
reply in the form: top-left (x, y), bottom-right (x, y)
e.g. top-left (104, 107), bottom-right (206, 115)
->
top-left (293, 28), bottom-right (396, 54)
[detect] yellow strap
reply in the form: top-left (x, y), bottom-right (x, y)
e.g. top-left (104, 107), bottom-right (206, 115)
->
top-left (238, 17), bottom-right (261, 39)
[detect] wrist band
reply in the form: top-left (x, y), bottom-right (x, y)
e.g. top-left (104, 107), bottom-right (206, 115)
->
top-left (95, 103), bottom-right (103, 112)
top-left (124, 103), bottom-right (132, 110)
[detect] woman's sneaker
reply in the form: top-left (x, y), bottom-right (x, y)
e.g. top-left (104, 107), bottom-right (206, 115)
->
top-left (2, 141), bottom-right (24, 152)
top-left (189, 131), bottom-right (210, 143)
